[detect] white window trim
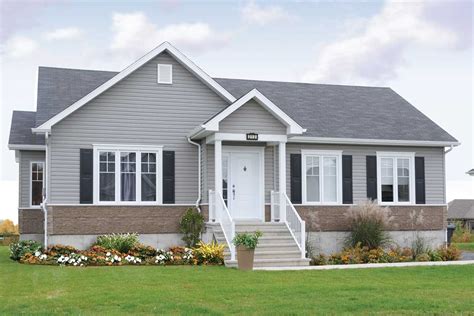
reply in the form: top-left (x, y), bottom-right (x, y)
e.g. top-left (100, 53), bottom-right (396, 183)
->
top-left (301, 150), bottom-right (343, 205)
top-left (93, 145), bottom-right (163, 205)
top-left (157, 64), bottom-right (172, 84)
top-left (376, 151), bottom-right (415, 205)
top-left (30, 161), bottom-right (45, 208)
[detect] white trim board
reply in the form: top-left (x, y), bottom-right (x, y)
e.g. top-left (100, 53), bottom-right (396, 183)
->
top-left (288, 136), bottom-right (460, 147)
top-left (33, 42), bottom-right (236, 132)
top-left (8, 144), bottom-right (46, 151)
top-left (201, 89), bottom-right (305, 135)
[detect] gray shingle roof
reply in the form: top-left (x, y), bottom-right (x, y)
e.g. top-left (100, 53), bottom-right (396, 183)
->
top-left (9, 67), bottom-right (457, 147)
top-left (215, 78), bottom-right (457, 142)
top-left (9, 111), bottom-right (45, 146)
top-left (35, 67), bottom-right (117, 127)
top-left (448, 199), bottom-right (474, 220)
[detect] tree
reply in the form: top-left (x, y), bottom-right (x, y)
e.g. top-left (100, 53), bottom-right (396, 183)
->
top-left (0, 219), bottom-right (19, 235)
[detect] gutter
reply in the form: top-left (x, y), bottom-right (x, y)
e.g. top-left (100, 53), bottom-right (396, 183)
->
top-left (186, 137), bottom-right (202, 213)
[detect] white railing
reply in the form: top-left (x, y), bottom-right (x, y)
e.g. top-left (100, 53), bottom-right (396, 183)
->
top-left (271, 190), bottom-right (306, 259)
top-left (209, 190), bottom-right (235, 261)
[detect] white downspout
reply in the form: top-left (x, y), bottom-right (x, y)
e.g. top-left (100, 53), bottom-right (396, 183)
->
top-left (41, 133), bottom-right (49, 249)
top-left (187, 137), bottom-right (202, 213)
top-left (443, 144), bottom-right (454, 245)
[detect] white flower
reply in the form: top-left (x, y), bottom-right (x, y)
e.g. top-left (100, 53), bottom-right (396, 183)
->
top-left (73, 262), bottom-right (77, 266)
top-left (34, 251), bottom-right (41, 257)
top-left (106, 252), bottom-right (111, 256)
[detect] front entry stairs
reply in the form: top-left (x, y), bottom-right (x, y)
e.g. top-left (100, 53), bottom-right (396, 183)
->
top-left (208, 222), bottom-right (311, 268)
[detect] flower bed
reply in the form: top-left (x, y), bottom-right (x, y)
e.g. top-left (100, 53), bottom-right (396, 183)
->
top-left (12, 241), bottom-right (224, 267)
top-left (311, 244), bottom-right (461, 266)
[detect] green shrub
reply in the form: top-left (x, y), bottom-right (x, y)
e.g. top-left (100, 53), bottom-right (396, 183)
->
top-left (95, 233), bottom-right (139, 253)
top-left (233, 231), bottom-right (262, 249)
top-left (415, 253), bottom-right (430, 262)
top-left (345, 200), bottom-right (392, 249)
top-left (411, 233), bottom-right (431, 259)
top-left (128, 244), bottom-right (157, 257)
top-left (9, 240), bottom-right (42, 261)
top-left (179, 208), bottom-right (204, 247)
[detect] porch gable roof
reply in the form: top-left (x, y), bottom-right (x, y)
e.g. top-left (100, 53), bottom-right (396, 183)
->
top-left (190, 89), bottom-right (306, 138)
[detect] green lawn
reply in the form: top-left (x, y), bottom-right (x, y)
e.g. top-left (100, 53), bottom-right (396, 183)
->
top-left (454, 242), bottom-right (474, 252)
top-left (1, 247), bottom-right (473, 315)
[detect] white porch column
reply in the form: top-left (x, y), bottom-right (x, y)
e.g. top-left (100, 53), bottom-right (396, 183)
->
top-left (215, 140), bottom-right (223, 197)
top-left (279, 141), bottom-right (287, 221)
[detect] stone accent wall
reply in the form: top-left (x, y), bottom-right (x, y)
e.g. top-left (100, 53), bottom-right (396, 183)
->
top-left (19, 209), bottom-right (44, 234)
top-left (295, 205), bottom-right (447, 232)
top-left (48, 205), bottom-right (207, 235)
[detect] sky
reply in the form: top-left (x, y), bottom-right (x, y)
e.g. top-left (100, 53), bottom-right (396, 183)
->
top-left (0, 0), bottom-right (473, 223)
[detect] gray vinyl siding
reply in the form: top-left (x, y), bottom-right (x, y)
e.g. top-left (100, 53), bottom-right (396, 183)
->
top-left (204, 143), bottom-right (276, 203)
top-left (219, 100), bottom-right (286, 135)
top-left (19, 151), bottom-right (45, 208)
top-left (286, 143), bottom-right (446, 204)
top-left (49, 52), bottom-right (229, 204)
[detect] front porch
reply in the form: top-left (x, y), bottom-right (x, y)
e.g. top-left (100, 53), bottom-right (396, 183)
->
top-left (189, 89), bottom-right (307, 266)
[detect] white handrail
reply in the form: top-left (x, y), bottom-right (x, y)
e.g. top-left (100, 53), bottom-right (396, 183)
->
top-left (270, 191), bottom-right (306, 259)
top-left (283, 192), bottom-right (306, 258)
top-left (209, 190), bottom-right (235, 261)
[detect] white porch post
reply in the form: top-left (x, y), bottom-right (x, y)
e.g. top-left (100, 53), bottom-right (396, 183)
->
top-left (214, 140), bottom-right (223, 220)
top-left (279, 141), bottom-right (287, 221)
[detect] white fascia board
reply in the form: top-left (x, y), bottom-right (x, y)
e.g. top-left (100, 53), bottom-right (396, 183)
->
top-left (8, 144), bottom-right (46, 151)
top-left (34, 42), bottom-right (236, 131)
top-left (288, 136), bottom-right (461, 147)
top-left (204, 89), bottom-right (305, 134)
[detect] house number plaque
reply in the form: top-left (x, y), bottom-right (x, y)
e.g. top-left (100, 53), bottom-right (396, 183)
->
top-left (246, 133), bottom-right (258, 141)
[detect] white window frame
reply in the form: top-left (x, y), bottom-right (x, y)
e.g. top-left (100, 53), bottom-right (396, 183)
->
top-left (30, 161), bottom-right (45, 208)
top-left (376, 152), bottom-right (415, 205)
top-left (301, 150), bottom-right (342, 205)
top-left (93, 145), bottom-right (163, 205)
top-left (157, 64), bottom-right (172, 84)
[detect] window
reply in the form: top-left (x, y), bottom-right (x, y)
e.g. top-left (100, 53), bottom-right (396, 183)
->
top-left (95, 146), bottom-right (162, 204)
top-left (121, 152), bottom-right (136, 201)
top-left (157, 64), bottom-right (172, 84)
top-left (99, 152), bottom-right (115, 201)
top-left (302, 151), bottom-right (342, 204)
top-left (31, 162), bottom-right (44, 206)
top-left (377, 152), bottom-right (415, 204)
top-left (141, 153), bottom-right (156, 202)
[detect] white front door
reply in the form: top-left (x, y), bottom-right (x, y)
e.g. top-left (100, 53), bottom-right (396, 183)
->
top-left (224, 147), bottom-right (264, 221)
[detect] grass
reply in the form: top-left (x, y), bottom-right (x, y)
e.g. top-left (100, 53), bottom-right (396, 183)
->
top-left (454, 242), bottom-right (474, 252)
top-left (1, 247), bottom-right (473, 315)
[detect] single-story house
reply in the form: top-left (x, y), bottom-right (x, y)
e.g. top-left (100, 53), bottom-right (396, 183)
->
top-left (448, 199), bottom-right (474, 232)
top-left (8, 42), bottom-right (459, 267)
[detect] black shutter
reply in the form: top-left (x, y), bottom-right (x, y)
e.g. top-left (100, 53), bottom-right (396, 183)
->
top-left (290, 154), bottom-right (302, 204)
top-left (366, 155), bottom-right (377, 201)
top-left (80, 148), bottom-right (93, 204)
top-left (163, 151), bottom-right (175, 204)
top-left (342, 155), bottom-right (353, 204)
top-left (415, 157), bottom-right (426, 204)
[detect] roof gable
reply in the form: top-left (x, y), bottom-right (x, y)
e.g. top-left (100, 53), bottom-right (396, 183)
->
top-left (448, 199), bottom-right (474, 219)
top-left (203, 89), bottom-right (305, 135)
top-left (34, 42), bottom-right (236, 132)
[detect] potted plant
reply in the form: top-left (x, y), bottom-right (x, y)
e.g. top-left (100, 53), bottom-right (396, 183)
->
top-left (232, 231), bottom-right (262, 270)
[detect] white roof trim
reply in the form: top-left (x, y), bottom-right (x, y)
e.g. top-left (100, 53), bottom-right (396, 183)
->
top-left (203, 89), bottom-right (305, 135)
top-left (34, 42), bottom-right (236, 131)
top-left (288, 136), bottom-right (461, 147)
top-left (8, 144), bottom-right (46, 151)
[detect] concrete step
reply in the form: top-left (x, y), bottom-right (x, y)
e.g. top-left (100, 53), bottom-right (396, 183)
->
top-left (225, 258), bottom-right (311, 268)
top-left (225, 250), bottom-right (302, 260)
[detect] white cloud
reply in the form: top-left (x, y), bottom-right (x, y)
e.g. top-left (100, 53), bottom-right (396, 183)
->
top-left (110, 12), bottom-right (229, 57)
top-left (44, 27), bottom-right (83, 40)
top-left (241, 1), bottom-right (293, 26)
top-left (302, 1), bottom-right (472, 84)
top-left (1, 35), bottom-right (37, 58)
